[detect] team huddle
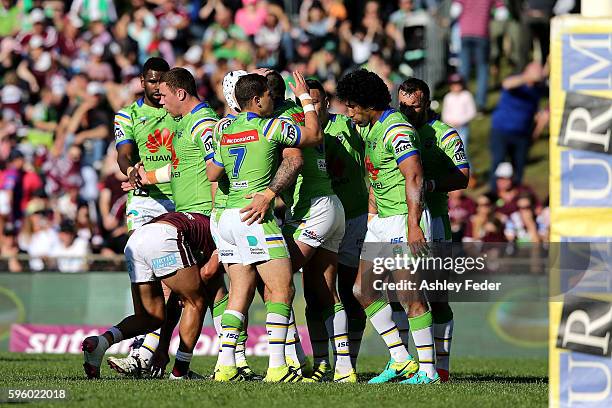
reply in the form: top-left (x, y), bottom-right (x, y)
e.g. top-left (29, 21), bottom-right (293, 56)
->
top-left (81, 56), bottom-right (469, 384)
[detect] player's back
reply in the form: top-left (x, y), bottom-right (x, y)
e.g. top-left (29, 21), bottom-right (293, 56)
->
top-left (217, 112), bottom-right (300, 210)
top-left (171, 102), bottom-right (219, 214)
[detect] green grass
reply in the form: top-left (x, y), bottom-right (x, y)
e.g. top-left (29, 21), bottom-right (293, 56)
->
top-left (0, 353), bottom-right (547, 407)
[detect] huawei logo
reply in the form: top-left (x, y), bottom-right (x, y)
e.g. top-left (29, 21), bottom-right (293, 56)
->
top-left (365, 155), bottom-right (379, 180)
top-left (145, 128), bottom-right (179, 169)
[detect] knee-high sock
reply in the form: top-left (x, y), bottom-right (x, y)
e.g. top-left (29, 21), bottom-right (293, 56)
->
top-left (285, 308), bottom-right (308, 370)
top-left (409, 310), bottom-right (436, 378)
top-left (323, 303), bottom-right (352, 373)
top-left (212, 294), bottom-right (229, 336)
top-left (348, 317), bottom-right (366, 369)
top-left (217, 310), bottom-right (244, 367)
top-left (433, 306), bottom-right (454, 372)
top-left (390, 302), bottom-right (411, 349)
top-left (365, 299), bottom-right (409, 363)
top-left (266, 302), bottom-right (291, 368)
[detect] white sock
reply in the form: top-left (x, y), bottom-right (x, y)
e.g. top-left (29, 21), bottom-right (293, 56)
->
top-left (266, 307), bottom-right (290, 368)
top-left (410, 311), bottom-right (436, 378)
top-left (434, 319), bottom-right (453, 372)
top-left (213, 315), bottom-right (223, 337)
top-left (366, 301), bottom-right (409, 363)
top-left (286, 309), bottom-right (308, 370)
top-left (391, 306), bottom-right (411, 348)
top-left (217, 310), bottom-right (244, 367)
top-left (324, 303), bottom-right (352, 373)
top-left (137, 331), bottom-right (160, 366)
top-left (235, 342), bottom-right (247, 366)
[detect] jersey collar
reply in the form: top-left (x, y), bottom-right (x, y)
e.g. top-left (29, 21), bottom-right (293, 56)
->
top-left (136, 97), bottom-right (144, 107)
top-left (226, 113), bottom-right (236, 119)
top-left (190, 102), bottom-right (209, 114)
top-left (377, 108), bottom-right (395, 123)
top-left (246, 112), bottom-right (260, 120)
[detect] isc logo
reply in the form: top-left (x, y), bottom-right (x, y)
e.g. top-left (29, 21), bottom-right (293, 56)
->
top-left (390, 237), bottom-right (403, 243)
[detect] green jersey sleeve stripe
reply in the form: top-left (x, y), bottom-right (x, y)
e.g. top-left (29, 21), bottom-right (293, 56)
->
top-left (396, 149), bottom-right (419, 164)
top-left (115, 111), bottom-right (130, 120)
top-left (264, 119), bottom-right (281, 140)
top-left (383, 124), bottom-right (414, 144)
top-left (441, 130), bottom-right (459, 145)
top-left (191, 118), bottom-right (217, 136)
top-left (457, 163), bottom-right (470, 169)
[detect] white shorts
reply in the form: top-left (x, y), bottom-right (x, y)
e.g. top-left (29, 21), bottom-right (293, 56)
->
top-left (126, 195), bottom-right (175, 232)
top-left (338, 213), bottom-right (367, 268)
top-left (283, 195), bottom-right (346, 253)
top-left (360, 210), bottom-right (432, 262)
top-left (125, 223), bottom-right (195, 283)
top-left (217, 208), bottom-right (289, 265)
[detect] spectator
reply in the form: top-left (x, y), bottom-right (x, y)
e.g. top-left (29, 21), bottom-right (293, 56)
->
top-left (235, 0), bottom-right (268, 37)
top-left (489, 62), bottom-right (547, 188)
top-left (86, 43), bottom-right (114, 82)
top-left (202, 4), bottom-right (248, 62)
top-left (69, 0), bottom-right (117, 26)
top-left (448, 189), bottom-right (476, 242)
top-left (504, 191), bottom-right (542, 243)
top-left (442, 73), bottom-right (476, 160)
top-left (463, 193), bottom-right (507, 242)
top-left (519, 0), bottom-right (555, 70)
top-left (18, 203), bottom-right (59, 271)
top-left (98, 154), bottom-right (127, 256)
top-left (50, 219), bottom-right (90, 273)
top-left (0, 0), bottom-right (21, 38)
top-left (452, 0), bottom-right (507, 112)
top-left (339, 21), bottom-right (376, 65)
top-left (300, 0), bottom-right (336, 50)
top-left (1, 221), bottom-right (21, 272)
top-left (154, 0), bottom-right (190, 55)
top-left (493, 162), bottom-right (541, 218)
top-left (17, 8), bottom-right (58, 50)
top-left (1, 149), bottom-right (42, 225)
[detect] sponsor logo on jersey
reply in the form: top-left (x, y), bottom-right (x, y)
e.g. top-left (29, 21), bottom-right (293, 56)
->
top-left (247, 236), bottom-right (258, 246)
top-left (317, 159), bottom-right (327, 172)
top-left (365, 156), bottom-right (379, 180)
top-left (151, 253), bottom-right (178, 270)
top-left (249, 247), bottom-right (266, 255)
top-left (146, 128), bottom-right (174, 154)
top-left (222, 129), bottom-right (259, 145)
top-left (281, 122), bottom-right (298, 145)
top-left (232, 180), bottom-right (249, 189)
top-left (202, 128), bottom-right (214, 152)
top-left (219, 249), bottom-right (234, 257)
top-left (114, 127), bottom-right (124, 140)
top-left (392, 135), bottom-right (413, 155)
top-left (291, 112), bottom-right (305, 124)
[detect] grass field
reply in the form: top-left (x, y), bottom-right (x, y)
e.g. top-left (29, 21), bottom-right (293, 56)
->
top-left (0, 353), bottom-right (548, 407)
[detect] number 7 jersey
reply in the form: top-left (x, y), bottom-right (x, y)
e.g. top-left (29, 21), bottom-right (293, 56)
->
top-left (213, 111), bottom-right (301, 210)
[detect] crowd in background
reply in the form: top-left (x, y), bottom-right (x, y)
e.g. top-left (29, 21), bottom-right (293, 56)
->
top-left (0, 0), bottom-right (578, 272)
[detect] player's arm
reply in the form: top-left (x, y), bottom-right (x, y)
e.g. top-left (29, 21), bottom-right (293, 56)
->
top-left (240, 147), bottom-right (304, 225)
top-left (206, 155), bottom-right (225, 182)
top-left (427, 129), bottom-right (470, 193)
top-left (390, 128), bottom-right (426, 253)
top-left (288, 71), bottom-right (322, 147)
top-left (114, 109), bottom-right (142, 187)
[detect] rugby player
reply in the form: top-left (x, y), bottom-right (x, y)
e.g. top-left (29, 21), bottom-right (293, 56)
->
top-left (310, 79), bottom-right (369, 373)
top-left (206, 72), bottom-right (321, 383)
top-left (121, 68), bottom-right (232, 377)
top-left (109, 57), bottom-right (178, 374)
top-left (336, 69), bottom-right (438, 384)
top-left (82, 211), bottom-right (214, 380)
top-left (398, 78), bottom-right (470, 382)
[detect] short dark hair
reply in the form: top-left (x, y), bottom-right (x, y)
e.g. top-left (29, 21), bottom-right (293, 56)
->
top-left (142, 57), bottom-right (170, 75)
top-left (266, 70), bottom-right (286, 100)
top-left (399, 77), bottom-right (430, 102)
top-left (336, 69), bottom-right (390, 110)
top-left (298, 78), bottom-right (326, 106)
top-left (160, 67), bottom-right (198, 97)
top-left (235, 74), bottom-right (268, 110)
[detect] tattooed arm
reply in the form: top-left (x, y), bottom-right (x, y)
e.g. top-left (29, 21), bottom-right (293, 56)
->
top-left (399, 154), bottom-right (427, 255)
top-left (240, 148), bottom-right (304, 225)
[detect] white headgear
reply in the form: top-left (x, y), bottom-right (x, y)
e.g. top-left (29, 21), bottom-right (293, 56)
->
top-left (222, 70), bottom-right (248, 112)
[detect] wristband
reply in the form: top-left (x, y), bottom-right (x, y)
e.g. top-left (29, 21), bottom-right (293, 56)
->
top-left (303, 104), bottom-right (315, 113)
top-left (155, 166), bottom-right (171, 183)
top-left (297, 93), bottom-right (312, 102)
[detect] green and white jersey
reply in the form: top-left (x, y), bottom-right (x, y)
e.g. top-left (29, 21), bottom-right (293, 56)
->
top-left (418, 118), bottom-right (469, 218)
top-left (212, 113), bottom-right (237, 211)
top-left (359, 108), bottom-right (420, 218)
top-left (114, 98), bottom-right (177, 200)
top-left (273, 99), bottom-right (335, 219)
top-left (170, 102), bottom-right (219, 215)
top-left (213, 111), bottom-right (301, 210)
top-left (325, 113), bottom-right (368, 219)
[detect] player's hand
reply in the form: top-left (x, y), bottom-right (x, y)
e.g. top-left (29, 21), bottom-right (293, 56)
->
top-left (121, 181), bottom-right (135, 192)
top-left (408, 225), bottom-right (429, 258)
top-left (252, 67), bottom-right (273, 76)
top-left (288, 71), bottom-right (310, 99)
top-left (149, 348), bottom-right (170, 379)
top-left (240, 189), bottom-right (275, 225)
top-left (128, 162), bottom-right (143, 188)
top-left (200, 251), bottom-right (220, 281)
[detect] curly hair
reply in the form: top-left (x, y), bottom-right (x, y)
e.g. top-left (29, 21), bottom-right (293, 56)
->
top-left (336, 69), bottom-right (391, 110)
